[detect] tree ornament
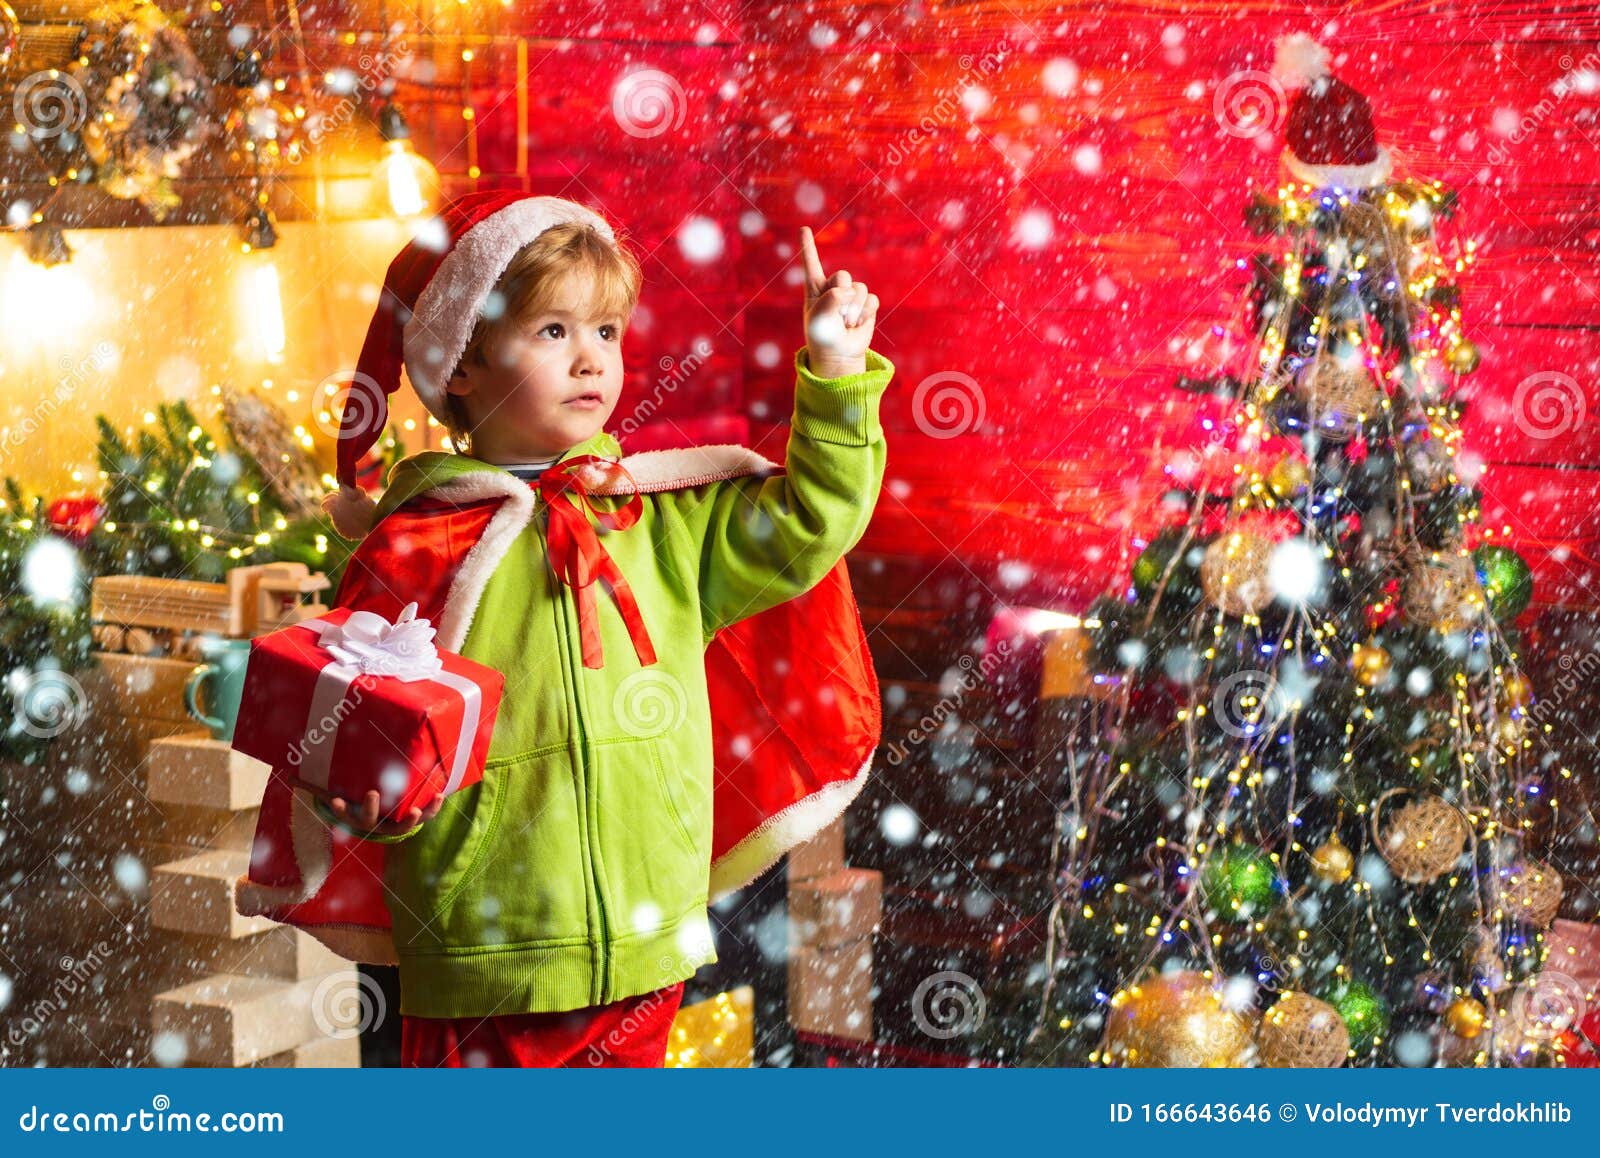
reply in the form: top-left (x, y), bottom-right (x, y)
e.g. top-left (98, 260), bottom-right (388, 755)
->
top-left (1385, 181), bottom-right (1437, 242)
top-left (1491, 859), bottom-right (1563, 928)
top-left (1302, 359), bottom-right (1382, 442)
top-left (1445, 340), bottom-right (1481, 375)
top-left (1200, 529), bottom-right (1274, 617)
top-left (1131, 528), bottom-right (1205, 608)
top-left (1444, 996), bottom-right (1487, 1039)
top-left (1258, 992), bottom-right (1350, 1067)
top-left (1473, 544), bottom-right (1533, 621)
top-left (1201, 842), bottom-right (1284, 921)
top-left (46, 494), bottom-right (107, 544)
top-left (1320, 979), bottom-right (1390, 1053)
top-left (1350, 642), bottom-right (1392, 689)
top-left (1372, 789), bottom-right (1470, 885)
top-left (1309, 834), bottom-right (1355, 883)
top-left (1404, 437), bottom-right (1455, 494)
top-left (1500, 673), bottom-right (1532, 711)
top-left (1266, 456), bottom-right (1312, 500)
top-left (1403, 553), bottom-right (1486, 633)
top-left (1472, 925), bottom-right (1510, 994)
top-left (1100, 970), bottom-right (1256, 1067)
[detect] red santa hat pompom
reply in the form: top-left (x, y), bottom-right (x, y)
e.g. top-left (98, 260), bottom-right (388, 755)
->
top-left (324, 191), bottom-right (621, 539)
top-left (1270, 33), bottom-right (1392, 190)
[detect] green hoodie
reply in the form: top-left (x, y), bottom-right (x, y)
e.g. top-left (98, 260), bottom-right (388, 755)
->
top-left (322, 348), bottom-right (893, 1017)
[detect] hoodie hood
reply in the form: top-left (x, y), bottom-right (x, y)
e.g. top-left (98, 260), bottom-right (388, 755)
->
top-left (372, 429), bottom-right (624, 524)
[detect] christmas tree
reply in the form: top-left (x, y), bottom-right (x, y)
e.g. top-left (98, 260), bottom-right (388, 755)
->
top-left (1022, 38), bottom-right (1575, 1068)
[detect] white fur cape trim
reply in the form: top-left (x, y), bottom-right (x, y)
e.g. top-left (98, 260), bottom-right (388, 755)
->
top-left (708, 748), bottom-right (875, 902)
top-left (1283, 145), bottom-right (1393, 190)
top-left (401, 197), bottom-right (618, 418)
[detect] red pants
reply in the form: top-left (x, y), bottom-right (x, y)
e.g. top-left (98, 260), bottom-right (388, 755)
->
top-left (400, 983), bottom-right (686, 1068)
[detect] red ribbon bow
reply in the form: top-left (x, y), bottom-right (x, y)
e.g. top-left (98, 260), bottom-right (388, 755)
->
top-left (537, 455), bottom-right (658, 670)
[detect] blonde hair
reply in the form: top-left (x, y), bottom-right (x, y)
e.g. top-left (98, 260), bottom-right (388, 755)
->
top-left (444, 221), bottom-right (643, 455)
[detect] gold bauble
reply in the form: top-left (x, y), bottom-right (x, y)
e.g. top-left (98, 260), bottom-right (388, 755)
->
top-left (1310, 835), bottom-right (1355, 884)
top-left (1200, 530), bottom-right (1275, 617)
top-left (1492, 859), bottom-right (1563, 928)
top-left (1100, 970), bottom-right (1256, 1067)
top-left (1351, 643), bottom-right (1392, 688)
top-left (1501, 674), bottom-right (1532, 710)
top-left (1446, 340), bottom-right (1481, 375)
top-left (1258, 992), bottom-right (1350, 1067)
top-left (1384, 182), bottom-right (1437, 242)
top-left (1305, 360), bottom-right (1383, 442)
top-left (1404, 554), bottom-right (1487, 634)
top-left (1445, 996), bottom-right (1487, 1040)
top-left (1375, 794), bottom-right (1470, 884)
top-left (1266, 457), bottom-right (1312, 500)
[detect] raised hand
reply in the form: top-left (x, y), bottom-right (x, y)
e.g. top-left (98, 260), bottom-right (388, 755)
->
top-left (800, 225), bottom-right (878, 378)
top-left (326, 788), bottom-right (445, 836)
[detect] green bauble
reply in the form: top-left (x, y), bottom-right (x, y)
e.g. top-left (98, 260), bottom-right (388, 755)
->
top-left (1321, 980), bottom-right (1390, 1053)
top-left (1473, 545), bottom-right (1533, 621)
top-left (1131, 529), bottom-right (1203, 608)
top-left (1201, 843), bottom-right (1283, 921)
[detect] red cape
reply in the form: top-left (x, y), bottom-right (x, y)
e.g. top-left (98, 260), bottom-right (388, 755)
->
top-left (235, 446), bottom-right (881, 965)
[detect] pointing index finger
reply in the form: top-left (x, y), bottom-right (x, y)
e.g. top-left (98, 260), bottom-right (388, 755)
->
top-left (799, 226), bottom-right (827, 296)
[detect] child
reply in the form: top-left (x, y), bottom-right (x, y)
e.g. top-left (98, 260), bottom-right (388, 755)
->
top-left (235, 191), bottom-right (894, 1067)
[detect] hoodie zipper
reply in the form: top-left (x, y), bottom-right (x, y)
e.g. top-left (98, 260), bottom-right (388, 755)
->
top-left (541, 486), bottom-right (611, 1004)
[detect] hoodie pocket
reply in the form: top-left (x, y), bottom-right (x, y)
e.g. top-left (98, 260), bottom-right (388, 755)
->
top-left (649, 737), bottom-right (698, 859)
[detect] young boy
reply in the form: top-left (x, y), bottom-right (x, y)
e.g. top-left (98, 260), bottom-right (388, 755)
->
top-left (235, 192), bottom-right (893, 1067)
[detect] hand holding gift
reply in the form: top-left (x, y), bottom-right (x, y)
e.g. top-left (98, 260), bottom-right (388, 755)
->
top-left (232, 601), bottom-right (504, 829)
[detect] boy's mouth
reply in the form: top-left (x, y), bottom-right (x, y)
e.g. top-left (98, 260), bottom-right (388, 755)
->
top-left (565, 390), bottom-right (605, 409)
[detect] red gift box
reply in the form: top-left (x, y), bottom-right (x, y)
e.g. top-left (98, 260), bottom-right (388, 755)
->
top-left (232, 603), bottom-right (503, 821)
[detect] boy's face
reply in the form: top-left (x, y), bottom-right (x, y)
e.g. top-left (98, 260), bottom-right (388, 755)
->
top-left (446, 271), bottom-right (627, 461)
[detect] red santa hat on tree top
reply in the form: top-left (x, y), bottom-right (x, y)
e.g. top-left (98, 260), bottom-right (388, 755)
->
top-left (324, 190), bottom-right (621, 539)
top-left (1271, 34), bottom-right (1393, 190)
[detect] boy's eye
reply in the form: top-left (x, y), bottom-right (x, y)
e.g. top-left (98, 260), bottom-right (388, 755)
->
top-left (538, 323), bottom-right (565, 339)
top-left (599, 324), bottom-right (620, 340)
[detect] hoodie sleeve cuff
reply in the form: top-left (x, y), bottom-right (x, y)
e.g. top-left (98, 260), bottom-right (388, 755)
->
top-left (792, 348), bottom-right (895, 447)
top-left (311, 794), bottom-right (422, 843)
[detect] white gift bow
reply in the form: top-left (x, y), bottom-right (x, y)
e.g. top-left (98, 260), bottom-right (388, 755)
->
top-left (292, 602), bottom-right (483, 798)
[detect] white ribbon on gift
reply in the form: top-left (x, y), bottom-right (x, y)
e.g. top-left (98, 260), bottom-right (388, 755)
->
top-left (293, 601), bottom-right (483, 798)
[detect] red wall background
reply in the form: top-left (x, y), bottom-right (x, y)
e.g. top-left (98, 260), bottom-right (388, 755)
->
top-left (365, 0), bottom-right (1600, 613)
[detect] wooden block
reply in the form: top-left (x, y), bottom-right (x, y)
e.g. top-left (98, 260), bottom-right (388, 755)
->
top-left (1547, 919), bottom-right (1600, 983)
top-left (249, 1033), bottom-right (361, 1068)
top-left (1040, 625), bottom-right (1102, 700)
top-left (788, 940), bottom-right (874, 1041)
top-left (163, 926), bottom-right (351, 981)
top-left (149, 849), bottom-right (276, 939)
top-left (789, 868), bottom-right (882, 948)
top-left (81, 652), bottom-right (203, 725)
top-left (150, 969), bottom-right (361, 1068)
top-left (152, 808), bottom-right (260, 860)
top-left (787, 818), bottom-right (846, 883)
top-left (147, 736), bottom-right (270, 811)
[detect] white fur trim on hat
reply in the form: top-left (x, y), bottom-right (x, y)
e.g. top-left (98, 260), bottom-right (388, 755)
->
top-left (1272, 33), bottom-right (1331, 89)
top-left (1283, 145), bottom-right (1394, 190)
top-left (401, 196), bottom-right (619, 420)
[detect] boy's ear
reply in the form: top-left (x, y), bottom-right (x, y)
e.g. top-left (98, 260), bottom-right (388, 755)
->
top-left (445, 362), bottom-right (473, 397)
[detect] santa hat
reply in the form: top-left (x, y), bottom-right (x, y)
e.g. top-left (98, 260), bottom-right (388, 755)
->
top-left (325, 191), bottom-right (620, 538)
top-left (1271, 34), bottom-right (1393, 189)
